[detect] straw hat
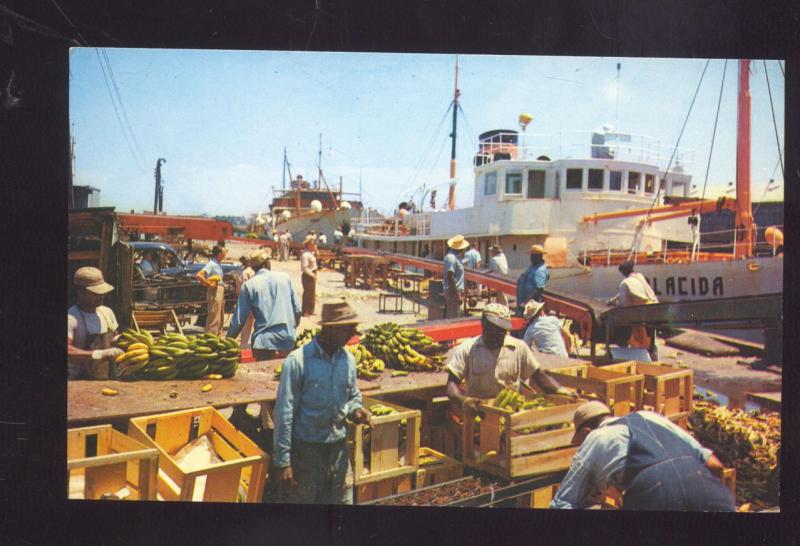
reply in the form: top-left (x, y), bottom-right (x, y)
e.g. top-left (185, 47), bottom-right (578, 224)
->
top-left (482, 303), bottom-right (513, 330)
top-left (571, 401), bottom-right (612, 444)
top-left (529, 244), bottom-right (546, 255)
top-left (318, 301), bottom-right (360, 326)
top-left (73, 267), bottom-right (114, 295)
top-left (523, 299), bottom-right (545, 320)
top-left (303, 235), bottom-right (316, 246)
top-left (248, 249), bottom-right (270, 267)
top-left (447, 234), bottom-right (470, 251)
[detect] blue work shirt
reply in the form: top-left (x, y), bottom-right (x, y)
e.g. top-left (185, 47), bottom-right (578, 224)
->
top-left (550, 411), bottom-right (712, 509)
top-left (463, 248), bottom-right (482, 269)
top-left (200, 258), bottom-right (225, 287)
top-left (523, 315), bottom-right (568, 358)
top-left (516, 263), bottom-right (549, 310)
top-left (226, 269), bottom-right (301, 352)
top-left (273, 338), bottom-right (365, 468)
top-left (442, 251), bottom-right (465, 293)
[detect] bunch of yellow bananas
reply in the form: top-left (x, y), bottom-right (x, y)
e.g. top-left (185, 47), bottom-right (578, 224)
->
top-left (294, 327), bottom-right (321, 349)
top-left (361, 323), bottom-right (447, 372)
top-left (346, 343), bottom-right (385, 380)
top-left (689, 400), bottom-right (780, 507)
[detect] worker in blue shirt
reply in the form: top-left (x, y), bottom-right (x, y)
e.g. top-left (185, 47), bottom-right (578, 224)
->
top-left (551, 401), bottom-right (734, 511)
top-left (516, 244), bottom-right (549, 315)
top-left (443, 235), bottom-right (469, 318)
top-left (196, 245), bottom-right (227, 335)
top-left (273, 301), bottom-right (370, 504)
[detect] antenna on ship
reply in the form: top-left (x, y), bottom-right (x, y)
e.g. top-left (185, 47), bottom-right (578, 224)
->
top-left (447, 56), bottom-right (460, 210)
top-left (282, 147), bottom-right (287, 190)
top-left (615, 62), bottom-right (621, 132)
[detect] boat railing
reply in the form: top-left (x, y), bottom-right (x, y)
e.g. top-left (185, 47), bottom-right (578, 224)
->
top-left (353, 212), bottom-right (431, 237)
top-left (574, 224), bottom-right (784, 266)
top-left (476, 131), bottom-right (695, 170)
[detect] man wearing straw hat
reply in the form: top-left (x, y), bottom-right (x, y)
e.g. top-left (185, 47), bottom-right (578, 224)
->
top-left (300, 235), bottom-right (318, 316)
top-left (516, 243), bottom-right (549, 315)
top-left (522, 300), bottom-right (573, 359)
top-left (273, 301), bottom-right (370, 504)
top-left (443, 234), bottom-right (469, 318)
top-left (551, 401), bottom-right (733, 511)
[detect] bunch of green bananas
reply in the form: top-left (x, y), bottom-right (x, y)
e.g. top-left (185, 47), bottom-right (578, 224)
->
top-left (294, 327), bottom-right (321, 349)
top-left (689, 400), bottom-right (780, 507)
top-left (128, 332), bottom-right (239, 381)
top-left (346, 344), bottom-right (385, 380)
top-left (491, 388), bottom-right (569, 435)
top-left (361, 323), bottom-right (447, 372)
top-left (114, 329), bottom-right (155, 379)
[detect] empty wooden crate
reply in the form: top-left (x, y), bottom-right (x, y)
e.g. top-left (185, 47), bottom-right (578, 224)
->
top-left (415, 447), bottom-right (463, 488)
top-left (349, 397), bottom-right (421, 486)
top-left (128, 407), bottom-right (268, 502)
top-left (548, 363), bottom-right (644, 416)
top-left (68, 425), bottom-right (159, 500)
top-left (602, 361), bottom-right (693, 421)
top-left (462, 394), bottom-right (585, 480)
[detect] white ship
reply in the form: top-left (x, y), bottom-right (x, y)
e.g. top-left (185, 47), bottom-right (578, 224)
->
top-left (353, 59), bottom-right (783, 303)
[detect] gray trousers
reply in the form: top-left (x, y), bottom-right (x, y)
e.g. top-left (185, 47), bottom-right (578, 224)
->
top-left (444, 289), bottom-right (462, 319)
top-left (283, 439), bottom-right (353, 504)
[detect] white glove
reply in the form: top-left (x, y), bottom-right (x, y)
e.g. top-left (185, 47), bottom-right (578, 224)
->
top-left (92, 347), bottom-right (125, 361)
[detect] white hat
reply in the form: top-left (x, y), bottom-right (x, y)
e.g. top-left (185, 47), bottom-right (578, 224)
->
top-left (523, 300), bottom-right (545, 320)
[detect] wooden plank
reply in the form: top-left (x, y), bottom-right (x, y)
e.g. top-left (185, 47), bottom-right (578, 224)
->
top-left (203, 466), bottom-right (242, 502)
top-left (69, 250), bottom-right (101, 261)
top-left (153, 413), bottom-right (194, 455)
top-left (510, 403), bottom-right (583, 431)
top-left (372, 422), bottom-right (399, 473)
top-left (85, 462), bottom-right (127, 499)
top-left (209, 430), bottom-right (244, 462)
top-left (510, 427), bottom-right (574, 456)
top-left (67, 450), bottom-right (157, 471)
top-left (509, 447), bottom-right (577, 477)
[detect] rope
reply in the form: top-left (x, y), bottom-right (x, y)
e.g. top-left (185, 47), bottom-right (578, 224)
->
top-left (763, 60), bottom-right (785, 181)
top-left (699, 60), bottom-right (728, 219)
top-left (631, 59), bottom-right (710, 255)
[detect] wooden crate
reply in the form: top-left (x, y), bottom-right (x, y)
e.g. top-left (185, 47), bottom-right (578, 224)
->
top-left (548, 363), bottom-right (644, 416)
top-left (68, 425), bottom-right (159, 500)
top-left (415, 447), bottom-right (464, 488)
top-left (354, 472), bottom-right (415, 504)
top-left (349, 397), bottom-right (421, 485)
top-left (516, 483), bottom-right (560, 509)
top-left (128, 407), bottom-right (268, 502)
top-left (602, 361), bottom-right (693, 421)
top-left (462, 394), bottom-right (585, 480)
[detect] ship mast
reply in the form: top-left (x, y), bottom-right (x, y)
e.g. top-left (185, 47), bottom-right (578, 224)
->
top-left (447, 57), bottom-right (460, 210)
top-left (735, 59), bottom-right (754, 259)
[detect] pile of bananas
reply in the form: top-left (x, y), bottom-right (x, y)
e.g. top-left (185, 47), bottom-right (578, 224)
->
top-left (361, 323), bottom-right (447, 372)
top-left (689, 401), bottom-right (780, 507)
top-left (294, 327), bottom-right (321, 349)
top-left (486, 388), bottom-right (569, 435)
top-left (114, 329), bottom-right (240, 381)
top-left (346, 344), bottom-right (386, 380)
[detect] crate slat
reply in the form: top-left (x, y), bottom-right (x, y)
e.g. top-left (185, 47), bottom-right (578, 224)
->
top-left (602, 361), bottom-right (693, 418)
top-left (415, 447), bottom-right (463, 489)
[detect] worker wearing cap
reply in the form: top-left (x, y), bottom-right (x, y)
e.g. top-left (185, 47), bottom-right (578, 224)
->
top-left (300, 236), bottom-right (318, 316)
top-left (67, 267), bottom-right (125, 379)
top-left (488, 245), bottom-right (509, 306)
top-left (522, 300), bottom-right (573, 358)
top-left (551, 401), bottom-right (734, 510)
top-left (516, 244), bottom-right (549, 315)
top-left (196, 245), bottom-right (227, 335)
top-left (443, 235), bottom-right (469, 318)
top-left (606, 260), bottom-right (658, 356)
top-left (273, 301), bottom-right (370, 504)
top-left (446, 303), bottom-right (572, 417)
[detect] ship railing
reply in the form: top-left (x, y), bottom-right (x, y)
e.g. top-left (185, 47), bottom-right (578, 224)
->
top-left (573, 224), bottom-right (784, 266)
top-left (352, 213), bottom-right (431, 237)
top-left (475, 131), bottom-right (695, 170)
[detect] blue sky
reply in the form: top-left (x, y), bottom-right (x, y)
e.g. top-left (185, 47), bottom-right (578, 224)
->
top-left (70, 50), bottom-right (784, 216)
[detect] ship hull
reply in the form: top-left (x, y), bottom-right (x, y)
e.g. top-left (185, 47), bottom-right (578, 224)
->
top-left (275, 208), bottom-right (358, 243)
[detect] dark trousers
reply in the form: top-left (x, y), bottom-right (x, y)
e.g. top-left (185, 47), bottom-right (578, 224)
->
top-left (302, 272), bottom-right (316, 315)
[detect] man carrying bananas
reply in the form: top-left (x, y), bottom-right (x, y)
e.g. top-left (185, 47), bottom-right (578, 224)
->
top-left (445, 303), bottom-right (573, 422)
top-left (67, 267), bottom-right (125, 379)
top-left (196, 245), bottom-right (227, 335)
top-left (443, 234), bottom-right (469, 318)
top-left (551, 401), bottom-right (735, 511)
top-left (273, 301), bottom-right (370, 504)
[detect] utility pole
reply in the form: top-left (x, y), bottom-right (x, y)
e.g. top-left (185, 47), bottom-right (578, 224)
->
top-left (615, 62), bottom-right (621, 132)
top-left (282, 147), bottom-right (287, 190)
top-left (448, 57), bottom-right (460, 210)
top-left (154, 158), bottom-right (166, 214)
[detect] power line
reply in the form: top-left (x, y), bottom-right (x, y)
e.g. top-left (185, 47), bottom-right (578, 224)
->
top-left (94, 48), bottom-right (143, 171)
top-left (763, 60), bottom-right (784, 181)
top-left (101, 49), bottom-right (145, 164)
top-left (699, 60), bottom-right (727, 218)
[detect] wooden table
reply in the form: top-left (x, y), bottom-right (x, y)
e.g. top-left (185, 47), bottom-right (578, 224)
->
top-left (68, 359), bottom-right (449, 426)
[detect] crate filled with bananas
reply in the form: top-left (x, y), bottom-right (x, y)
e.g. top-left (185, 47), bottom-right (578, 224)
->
top-left (689, 401), bottom-right (780, 508)
top-left (114, 329), bottom-right (240, 381)
top-left (462, 389), bottom-right (585, 480)
top-left (361, 323), bottom-right (448, 372)
top-left (348, 397), bottom-right (421, 487)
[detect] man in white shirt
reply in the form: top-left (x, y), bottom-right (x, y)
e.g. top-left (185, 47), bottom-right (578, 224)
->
top-left (487, 245), bottom-right (509, 306)
top-left (300, 236), bottom-right (318, 316)
top-left (278, 231), bottom-right (290, 262)
top-left (522, 300), bottom-right (572, 359)
top-left (67, 267), bottom-right (124, 379)
top-left (606, 260), bottom-right (659, 356)
top-left (318, 233), bottom-right (327, 245)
